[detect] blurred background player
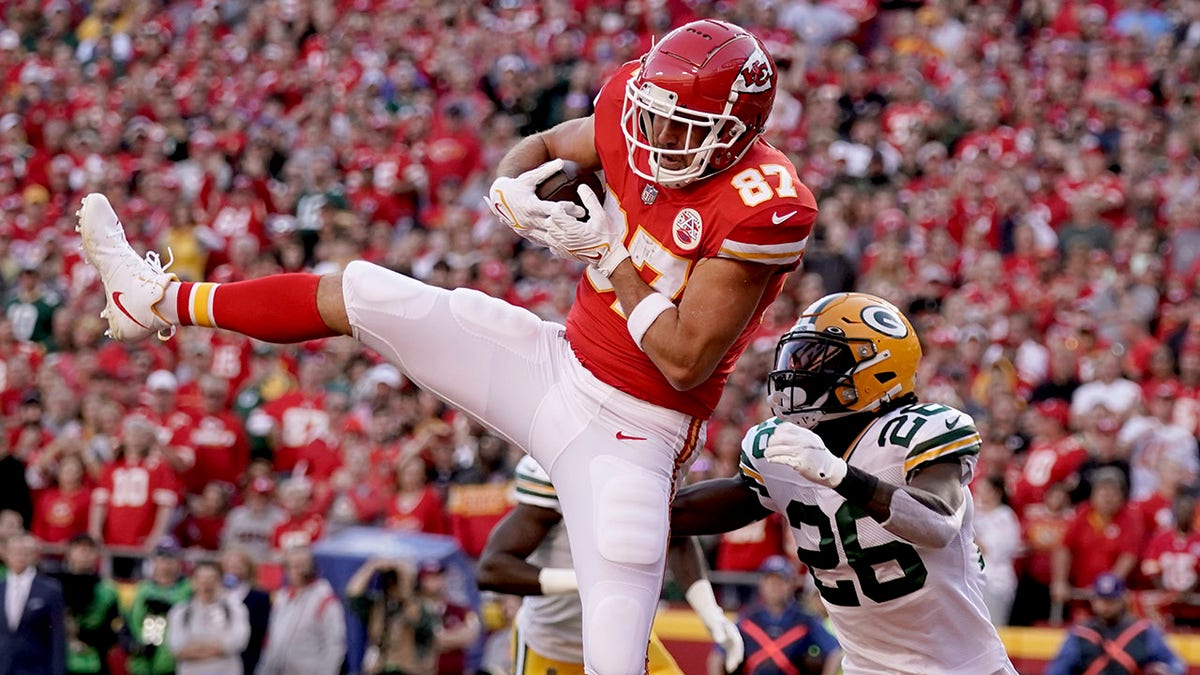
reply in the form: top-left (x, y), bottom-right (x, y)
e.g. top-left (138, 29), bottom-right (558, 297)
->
top-left (477, 455), bottom-right (744, 674)
top-left (672, 293), bottom-right (1015, 674)
top-left (77, 18), bottom-right (813, 673)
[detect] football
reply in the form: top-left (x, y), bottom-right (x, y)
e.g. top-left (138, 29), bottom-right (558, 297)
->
top-left (535, 161), bottom-right (605, 214)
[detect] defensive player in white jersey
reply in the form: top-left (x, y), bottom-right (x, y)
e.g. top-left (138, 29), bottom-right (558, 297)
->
top-left (77, 19), bottom-right (813, 674)
top-left (671, 293), bottom-right (1016, 674)
top-left (477, 456), bottom-right (743, 674)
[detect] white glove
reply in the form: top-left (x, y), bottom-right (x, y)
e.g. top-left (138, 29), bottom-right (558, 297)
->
top-left (763, 423), bottom-right (848, 488)
top-left (487, 158), bottom-right (581, 235)
top-left (685, 580), bottom-right (744, 673)
top-left (542, 184), bottom-right (630, 277)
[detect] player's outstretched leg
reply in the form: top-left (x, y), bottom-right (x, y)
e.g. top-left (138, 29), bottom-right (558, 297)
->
top-left (77, 193), bottom-right (345, 343)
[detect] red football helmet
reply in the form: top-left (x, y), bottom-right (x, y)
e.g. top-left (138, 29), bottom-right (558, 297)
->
top-left (621, 19), bottom-right (778, 188)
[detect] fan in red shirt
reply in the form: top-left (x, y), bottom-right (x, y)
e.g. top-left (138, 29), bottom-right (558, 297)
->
top-left (1011, 482), bottom-right (1074, 627)
top-left (1010, 399), bottom-right (1088, 517)
top-left (135, 369), bottom-right (198, 476)
top-left (173, 482), bottom-right (228, 551)
top-left (248, 355), bottom-right (332, 473)
top-left (173, 375), bottom-right (250, 495)
top-left (31, 453), bottom-right (92, 545)
top-left (384, 454), bottom-right (448, 535)
top-left (271, 479), bottom-right (325, 551)
top-left (1141, 492), bottom-right (1200, 626)
top-left (1051, 468), bottom-right (1146, 612)
top-left (88, 415), bottom-right (179, 554)
top-left (313, 444), bottom-right (390, 528)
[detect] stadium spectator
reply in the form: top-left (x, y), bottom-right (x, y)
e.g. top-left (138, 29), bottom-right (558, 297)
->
top-left (416, 561), bottom-right (481, 675)
top-left (1140, 491), bottom-right (1200, 628)
top-left (1012, 482), bottom-right (1075, 627)
top-left (173, 483), bottom-right (229, 552)
top-left (346, 557), bottom-right (436, 675)
top-left (0, 532), bottom-right (65, 675)
top-left (30, 453), bottom-right (90, 546)
top-left (975, 476), bottom-right (1022, 626)
top-left (257, 545), bottom-right (346, 675)
top-left (1053, 468), bottom-right (1146, 613)
top-left (165, 559), bottom-right (250, 675)
top-left (270, 478), bottom-right (324, 551)
top-left (173, 374), bottom-right (250, 495)
top-left (1047, 574), bottom-right (1184, 675)
top-left (385, 454), bottom-right (449, 536)
top-left (712, 556), bottom-right (840, 675)
top-left (88, 414), bottom-right (177, 580)
top-left (220, 476), bottom-right (285, 559)
top-left (54, 535), bottom-right (119, 675)
top-left (121, 544), bottom-right (190, 675)
top-left (219, 547), bottom-right (271, 675)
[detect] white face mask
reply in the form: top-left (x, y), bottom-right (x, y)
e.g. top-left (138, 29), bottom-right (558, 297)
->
top-left (620, 80), bottom-right (746, 188)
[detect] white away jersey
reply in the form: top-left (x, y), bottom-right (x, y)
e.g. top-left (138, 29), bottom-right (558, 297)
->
top-left (739, 403), bottom-right (1014, 675)
top-left (511, 456), bottom-right (584, 663)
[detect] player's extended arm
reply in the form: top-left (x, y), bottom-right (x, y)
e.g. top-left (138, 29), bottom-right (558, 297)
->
top-left (764, 423), bottom-right (966, 548)
top-left (476, 503), bottom-right (577, 596)
top-left (671, 477), bottom-right (772, 537)
top-left (611, 257), bottom-right (779, 391)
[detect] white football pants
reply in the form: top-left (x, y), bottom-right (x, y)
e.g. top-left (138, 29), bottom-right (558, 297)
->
top-left (342, 261), bottom-right (704, 675)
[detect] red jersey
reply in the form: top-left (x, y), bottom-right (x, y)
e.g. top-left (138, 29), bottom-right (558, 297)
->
top-left (715, 512), bottom-right (785, 572)
top-left (173, 512), bottom-right (225, 551)
top-left (1020, 503), bottom-right (1072, 585)
top-left (272, 512), bottom-right (325, 550)
top-left (172, 411), bottom-right (250, 494)
top-left (31, 486), bottom-right (92, 544)
top-left (1062, 504), bottom-right (1146, 588)
top-left (259, 391), bottom-right (330, 472)
top-left (1141, 530), bottom-right (1200, 593)
top-left (1134, 493), bottom-right (1175, 536)
top-left (566, 61), bottom-right (816, 420)
top-left (92, 459), bottom-right (179, 548)
top-left (385, 487), bottom-right (449, 535)
top-left (1009, 436), bottom-right (1088, 516)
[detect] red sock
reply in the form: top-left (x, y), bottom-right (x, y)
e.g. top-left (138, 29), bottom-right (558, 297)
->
top-left (176, 275), bottom-right (337, 343)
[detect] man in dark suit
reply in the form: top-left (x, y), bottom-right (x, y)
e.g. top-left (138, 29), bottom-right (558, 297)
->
top-left (220, 547), bottom-right (271, 675)
top-left (0, 532), bottom-right (66, 675)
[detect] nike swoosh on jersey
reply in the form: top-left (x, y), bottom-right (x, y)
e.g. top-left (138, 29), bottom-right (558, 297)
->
top-left (111, 292), bottom-right (151, 329)
top-left (615, 431), bottom-right (648, 441)
top-left (771, 210), bottom-right (798, 224)
top-left (945, 416), bottom-right (962, 429)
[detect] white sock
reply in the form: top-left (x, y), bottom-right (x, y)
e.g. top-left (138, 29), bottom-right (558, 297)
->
top-left (156, 281), bottom-right (183, 324)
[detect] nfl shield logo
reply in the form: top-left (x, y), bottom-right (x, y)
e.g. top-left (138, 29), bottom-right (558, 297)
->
top-left (641, 184), bottom-right (658, 205)
top-left (672, 208), bottom-right (702, 251)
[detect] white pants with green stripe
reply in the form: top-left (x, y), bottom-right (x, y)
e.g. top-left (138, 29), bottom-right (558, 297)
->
top-left (342, 261), bottom-right (703, 675)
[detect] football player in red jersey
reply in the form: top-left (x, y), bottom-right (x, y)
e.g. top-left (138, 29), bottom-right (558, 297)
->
top-left (77, 19), bottom-right (813, 673)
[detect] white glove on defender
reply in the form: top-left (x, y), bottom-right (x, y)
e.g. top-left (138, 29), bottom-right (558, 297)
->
top-left (764, 423), bottom-right (848, 488)
top-left (542, 184), bottom-right (630, 277)
top-left (488, 159), bottom-right (581, 236)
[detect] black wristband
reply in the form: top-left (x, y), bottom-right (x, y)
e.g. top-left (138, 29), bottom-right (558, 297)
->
top-left (833, 464), bottom-right (879, 506)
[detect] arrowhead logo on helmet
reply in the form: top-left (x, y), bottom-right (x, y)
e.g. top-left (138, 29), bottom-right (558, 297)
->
top-left (736, 47), bottom-right (774, 93)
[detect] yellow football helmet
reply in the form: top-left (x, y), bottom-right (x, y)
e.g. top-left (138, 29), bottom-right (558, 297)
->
top-left (767, 292), bottom-right (922, 428)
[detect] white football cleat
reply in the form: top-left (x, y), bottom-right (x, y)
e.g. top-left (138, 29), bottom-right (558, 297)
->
top-left (76, 193), bottom-right (177, 342)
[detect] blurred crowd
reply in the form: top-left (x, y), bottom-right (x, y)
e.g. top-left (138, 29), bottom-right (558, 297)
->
top-left (3, 0), bottom-right (1200, 669)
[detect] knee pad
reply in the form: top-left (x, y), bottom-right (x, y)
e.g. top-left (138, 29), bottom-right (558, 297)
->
top-left (344, 260), bottom-right (438, 320)
top-left (449, 287), bottom-right (542, 343)
top-left (591, 455), bottom-right (669, 566)
top-left (584, 593), bottom-right (649, 675)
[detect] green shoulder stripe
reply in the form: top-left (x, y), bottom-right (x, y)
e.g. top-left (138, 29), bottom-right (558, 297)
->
top-left (906, 425), bottom-right (978, 459)
top-left (905, 445), bottom-right (980, 480)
